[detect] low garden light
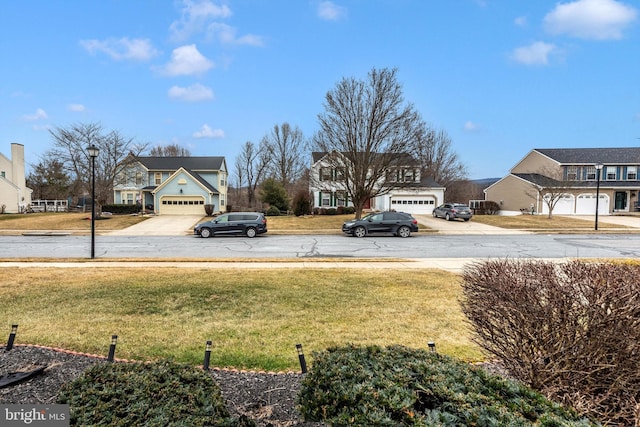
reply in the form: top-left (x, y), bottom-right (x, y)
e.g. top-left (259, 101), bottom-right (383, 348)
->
top-left (6, 324), bottom-right (18, 351)
top-left (595, 163), bottom-right (603, 231)
top-left (428, 341), bottom-right (436, 353)
top-left (107, 335), bottom-right (118, 362)
top-left (203, 340), bottom-right (212, 371)
top-left (296, 343), bottom-right (307, 374)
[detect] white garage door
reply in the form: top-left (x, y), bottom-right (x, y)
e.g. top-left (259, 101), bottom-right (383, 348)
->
top-left (575, 194), bottom-right (610, 215)
top-left (390, 196), bottom-right (436, 214)
top-left (159, 196), bottom-right (206, 215)
top-left (542, 194), bottom-right (574, 215)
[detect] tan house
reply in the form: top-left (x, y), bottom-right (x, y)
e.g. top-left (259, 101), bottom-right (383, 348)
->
top-left (0, 143), bottom-right (32, 213)
top-left (485, 148), bottom-right (640, 215)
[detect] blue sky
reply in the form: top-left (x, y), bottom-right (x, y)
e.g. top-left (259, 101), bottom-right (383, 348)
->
top-left (1, 0), bottom-right (638, 180)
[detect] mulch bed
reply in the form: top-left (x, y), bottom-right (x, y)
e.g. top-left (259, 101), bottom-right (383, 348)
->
top-left (0, 345), bottom-right (325, 426)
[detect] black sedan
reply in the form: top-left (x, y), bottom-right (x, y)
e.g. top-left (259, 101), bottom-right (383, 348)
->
top-left (342, 211), bottom-right (419, 238)
top-left (432, 203), bottom-right (473, 221)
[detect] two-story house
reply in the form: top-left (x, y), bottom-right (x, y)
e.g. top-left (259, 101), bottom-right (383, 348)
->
top-left (310, 151), bottom-right (445, 215)
top-left (114, 156), bottom-right (228, 215)
top-left (0, 143), bottom-right (32, 213)
top-left (485, 147), bottom-right (640, 215)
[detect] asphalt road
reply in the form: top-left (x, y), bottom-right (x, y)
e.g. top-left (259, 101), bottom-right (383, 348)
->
top-left (0, 233), bottom-right (639, 260)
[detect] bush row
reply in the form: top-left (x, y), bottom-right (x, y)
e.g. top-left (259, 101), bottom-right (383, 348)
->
top-left (312, 206), bottom-right (356, 215)
top-left (59, 346), bottom-right (594, 426)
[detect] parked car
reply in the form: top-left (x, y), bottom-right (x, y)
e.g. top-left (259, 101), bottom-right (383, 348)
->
top-left (342, 211), bottom-right (419, 238)
top-left (194, 212), bottom-right (267, 238)
top-left (432, 203), bottom-right (473, 221)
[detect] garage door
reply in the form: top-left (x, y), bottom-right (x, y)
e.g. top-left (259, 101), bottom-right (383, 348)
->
top-left (390, 196), bottom-right (436, 214)
top-left (159, 196), bottom-right (206, 215)
top-left (575, 193), bottom-right (610, 215)
top-left (541, 194), bottom-right (574, 215)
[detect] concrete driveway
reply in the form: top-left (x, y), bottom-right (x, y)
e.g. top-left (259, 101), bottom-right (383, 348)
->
top-left (106, 215), bottom-right (204, 236)
top-left (414, 214), bottom-right (530, 235)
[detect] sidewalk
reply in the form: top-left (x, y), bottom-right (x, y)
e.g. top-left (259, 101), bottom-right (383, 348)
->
top-left (0, 258), bottom-right (476, 273)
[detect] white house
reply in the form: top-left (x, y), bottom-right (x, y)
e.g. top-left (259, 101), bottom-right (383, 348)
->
top-left (310, 151), bottom-right (445, 215)
top-left (0, 143), bottom-right (32, 213)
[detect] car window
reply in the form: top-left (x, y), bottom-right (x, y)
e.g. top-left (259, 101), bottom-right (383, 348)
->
top-left (228, 214), bottom-right (243, 221)
top-left (370, 213), bottom-right (383, 221)
top-left (243, 214), bottom-right (258, 220)
top-left (216, 214), bottom-right (229, 223)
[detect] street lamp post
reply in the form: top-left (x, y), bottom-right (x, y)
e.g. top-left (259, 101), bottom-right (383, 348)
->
top-left (595, 163), bottom-right (603, 231)
top-left (87, 144), bottom-right (100, 258)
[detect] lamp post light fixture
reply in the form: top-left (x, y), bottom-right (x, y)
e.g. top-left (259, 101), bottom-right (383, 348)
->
top-left (595, 163), bottom-right (603, 231)
top-left (87, 144), bottom-right (100, 258)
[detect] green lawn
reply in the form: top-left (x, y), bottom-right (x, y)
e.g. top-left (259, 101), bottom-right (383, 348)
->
top-left (0, 267), bottom-right (481, 371)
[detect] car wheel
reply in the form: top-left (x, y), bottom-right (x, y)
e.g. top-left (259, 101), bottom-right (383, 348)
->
top-left (200, 228), bottom-right (212, 238)
top-left (397, 226), bottom-right (411, 238)
top-left (445, 213), bottom-right (452, 221)
top-left (353, 226), bottom-right (366, 238)
top-left (464, 218), bottom-right (470, 222)
top-left (245, 227), bottom-right (257, 238)
top-left (432, 211), bottom-right (437, 218)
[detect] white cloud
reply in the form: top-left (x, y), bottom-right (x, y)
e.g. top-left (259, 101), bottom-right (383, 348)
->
top-left (193, 124), bottom-right (224, 138)
top-left (317, 1), bottom-right (347, 21)
top-left (511, 41), bottom-right (557, 65)
top-left (170, 0), bottom-right (233, 41)
top-left (80, 37), bottom-right (159, 61)
top-left (159, 45), bottom-right (214, 76)
top-left (543, 0), bottom-right (637, 40)
top-left (68, 104), bottom-right (86, 112)
top-left (463, 121), bottom-right (481, 132)
top-left (22, 108), bottom-right (48, 121)
top-left (168, 83), bottom-right (214, 102)
top-left (207, 23), bottom-right (264, 46)
top-left (514, 16), bottom-right (528, 27)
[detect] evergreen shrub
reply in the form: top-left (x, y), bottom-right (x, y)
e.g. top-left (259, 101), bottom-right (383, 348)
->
top-left (298, 344), bottom-right (595, 426)
top-left (57, 360), bottom-right (254, 426)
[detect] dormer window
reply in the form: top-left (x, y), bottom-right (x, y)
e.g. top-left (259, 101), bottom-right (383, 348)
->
top-left (585, 166), bottom-right (596, 180)
top-left (566, 166), bottom-right (577, 181)
top-left (606, 166), bottom-right (616, 180)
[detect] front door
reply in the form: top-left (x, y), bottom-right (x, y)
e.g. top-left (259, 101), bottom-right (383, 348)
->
top-left (615, 192), bottom-right (627, 211)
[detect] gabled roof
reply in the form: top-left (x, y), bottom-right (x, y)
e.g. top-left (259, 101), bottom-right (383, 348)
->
top-left (137, 156), bottom-right (225, 171)
top-left (311, 151), bottom-right (419, 166)
top-left (152, 167), bottom-right (219, 194)
top-left (535, 148), bottom-right (640, 165)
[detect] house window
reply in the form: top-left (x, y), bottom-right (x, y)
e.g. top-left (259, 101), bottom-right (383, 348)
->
top-left (335, 167), bottom-right (345, 181)
top-left (321, 192), bottom-right (331, 206)
top-left (155, 173), bottom-right (162, 185)
top-left (404, 169), bottom-right (417, 182)
top-left (320, 168), bottom-right (332, 181)
top-left (126, 193), bottom-right (134, 205)
top-left (566, 166), bottom-right (578, 181)
top-left (627, 166), bottom-right (637, 180)
top-left (135, 172), bottom-right (143, 186)
top-left (606, 166), bottom-right (616, 180)
top-left (0, 171), bottom-right (5, 178)
top-left (336, 192), bottom-right (346, 206)
top-left (585, 166), bottom-right (596, 180)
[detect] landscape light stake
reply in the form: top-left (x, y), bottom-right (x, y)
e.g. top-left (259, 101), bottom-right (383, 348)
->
top-left (6, 324), bottom-right (18, 351)
top-left (296, 343), bottom-right (307, 374)
top-left (203, 340), bottom-right (212, 371)
top-left (107, 335), bottom-right (118, 362)
top-left (428, 341), bottom-right (436, 353)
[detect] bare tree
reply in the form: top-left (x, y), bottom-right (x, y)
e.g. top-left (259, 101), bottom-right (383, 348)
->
top-left (48, 122), bottom-right (147, 209)
top-left (411, 126), bottom-right (468, 187)
top-left (523, 169), bottom-right (574, 219)
top-left (149, 144), bottom-right (191, 157)
top-left (234, 140), bottom-right (270, 209)
top-left (312, 68), bottom-right (425, 218)
top-left (262, 123), bottom-right (307, 191)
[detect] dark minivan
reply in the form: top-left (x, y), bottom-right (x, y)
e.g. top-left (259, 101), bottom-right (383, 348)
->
top-left (194, 212), bottom-right (267, 238)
